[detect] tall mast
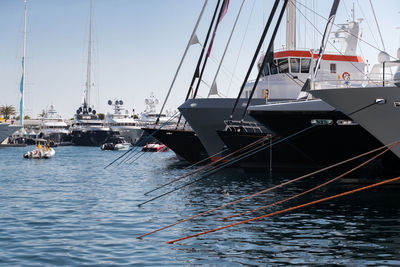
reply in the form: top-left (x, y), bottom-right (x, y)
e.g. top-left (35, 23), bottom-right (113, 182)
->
top-left (286, 0), bottom-right (296, 50)
top-left (20, 0), bottom-right (27, 126)
top-left (85, 0), bottom-right (93, 107)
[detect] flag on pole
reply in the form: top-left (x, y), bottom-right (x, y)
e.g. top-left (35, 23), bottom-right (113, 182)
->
top-left (19, 57), bottom-right (24, 125)
top-left (189, 33), bottom-right (200, 46)
top-left (209, 81), bottom-right (218, 95)
top-left (207, 0), bottom-right (230, 57)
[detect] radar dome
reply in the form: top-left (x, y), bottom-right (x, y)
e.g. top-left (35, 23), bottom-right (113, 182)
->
top-left (378, 51), bottom-right (390, 63)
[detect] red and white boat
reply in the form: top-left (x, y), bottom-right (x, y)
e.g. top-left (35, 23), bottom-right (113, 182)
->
top-left (141, 143), bottom-right (169, 152)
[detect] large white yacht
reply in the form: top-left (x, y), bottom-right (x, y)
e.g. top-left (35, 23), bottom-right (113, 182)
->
top-left (104, 99), bottom-right (143, 145)
top-left (39, 105), bottom-right (70, 144)
top-left (0, 120), bottom-right (22, 144)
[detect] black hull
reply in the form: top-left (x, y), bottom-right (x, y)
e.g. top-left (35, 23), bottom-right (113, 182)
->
top-left (217, 131), bottom-right (319, 172)
top-left (250, 109), bottom-right (400, 177)
top-left (143, 128), bottom-right (209, 164)
top-left (71, 130), bottom-right (112, 146)
top-left (40, 132), bottom-right (72, 144)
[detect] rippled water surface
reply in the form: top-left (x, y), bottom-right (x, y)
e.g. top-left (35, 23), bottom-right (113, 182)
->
top-left (1, 146), bottom-right (400, 265)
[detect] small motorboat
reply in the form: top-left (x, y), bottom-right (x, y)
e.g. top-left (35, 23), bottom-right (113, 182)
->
top-left (141, 142), bottom-right (169, 152)
top-left (23, 139), bottom-right (55, 159)
top-left (101, 136), bottom-right (131, 151)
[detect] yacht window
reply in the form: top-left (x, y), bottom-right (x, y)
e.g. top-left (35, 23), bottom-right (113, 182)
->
top-left (290, 58), bottom-right (300, 73)
top-left (263, 63), bottom-right (270, 76)
top-left (270, 62), bottom-right (278, 75)
top-left (330, 63), bottom-right (336, 73)
top-left (301, 58), bottom-right (311, 73)
top-left (278, 58), bottom-right (289, 73)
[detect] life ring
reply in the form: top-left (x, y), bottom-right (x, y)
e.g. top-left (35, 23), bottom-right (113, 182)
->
top-left (342, 72), bottom-right (351, 81)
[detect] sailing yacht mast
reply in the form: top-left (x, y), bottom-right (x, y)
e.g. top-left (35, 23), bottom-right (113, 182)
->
top-left (85, 0), bottom-right (93, 107)
top-left (286, 0), bottom-right (296, 50)
top-left (20, 0), bottom-right (27, 126)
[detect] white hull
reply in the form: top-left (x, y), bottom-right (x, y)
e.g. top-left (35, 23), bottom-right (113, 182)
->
top-left (0, 124), bottom-right (23, 144)
top-left (311, 86), bottom-right (400, 159)
top-left (110, 126), bottom-right (143, 145)
top-left (23, 147), bottom-right (55, 159)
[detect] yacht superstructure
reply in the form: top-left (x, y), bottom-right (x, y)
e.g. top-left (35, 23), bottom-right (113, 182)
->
top-left (105, 100), bottom-right (143, 145)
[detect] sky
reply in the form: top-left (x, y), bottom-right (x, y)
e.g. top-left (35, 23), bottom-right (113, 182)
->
top-left (0, 0), bottom-right (399, 119)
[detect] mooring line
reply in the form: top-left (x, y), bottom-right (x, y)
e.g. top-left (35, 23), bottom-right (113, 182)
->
top-left (143, 135), bottom-right (270, 196)
top-left (136, 141), bottom-right (395, 239)
top-left (166, 175), bottom-right (400, 244)
top-left (137, 125), bottom-right (316, 209)
top-left (107, 111), bottom-right (181, 168)
top-left (138, 138), bottom-right (271, 207)
top-left (221, 142), bottom-right (397, 221)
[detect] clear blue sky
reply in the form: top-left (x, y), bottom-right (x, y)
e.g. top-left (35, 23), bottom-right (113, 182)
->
top-left (0, 0), bottom-right (399, 119)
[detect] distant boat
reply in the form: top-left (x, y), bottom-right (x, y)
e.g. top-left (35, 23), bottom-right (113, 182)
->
top-left (0, 121), bottom-right (22, 144)
top-left (70, 0), bottom-right (111, 146)
top-left (104, 99), bottom-right (143, 145)
top-left (101, 136), bottom-right (131, 151)
top-left (39, 105), bottom-right (71, 145)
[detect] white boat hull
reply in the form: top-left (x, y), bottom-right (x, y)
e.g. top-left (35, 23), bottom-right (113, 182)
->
top-left (23, 148), bottom-right (55, 159)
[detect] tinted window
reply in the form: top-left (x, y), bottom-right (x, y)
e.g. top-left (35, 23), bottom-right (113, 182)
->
top-left (290, 58), bottom-right (300, 73)
top-left (278, 58), bottom-right (289, 73)
top-left (301, 58), bottom-right (311, 73)
top-left (263, 63), bottom-right (270, 76)
top-left (330, 63), bottom-right (336, 73)
top-left (270, 62), bottom-right (278, 75)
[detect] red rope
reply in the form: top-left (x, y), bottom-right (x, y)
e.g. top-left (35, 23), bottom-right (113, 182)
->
top-left (137, 142), bottom-right (397, 239)
top-left (167, 175), bottom-right (400, 244)
top-left (221, 143), bottom-right (395, 221)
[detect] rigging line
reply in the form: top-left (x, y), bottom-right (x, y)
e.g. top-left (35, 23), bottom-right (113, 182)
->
top-left (227, 0), bottom-right (256, 96)
top-left (341, 0), bottom-right (352, 22)
top-left (240, 0), bottom-right (289, 121)
top-left (222, 143), bottom-right (397, 221)
top-left (143, 136), bottom-right (268, 196)
top-left (368, 0), bottom-right (385, 51)
top-left (296, 0), bottom-right (396, 60)
top-left (208, 0), bottom-right (246, 97)
top-left (167, 175), bottom-right (400, 244)
top-left (137, 139), bottom-right (272, 208)
top-left (137, 141), bottom-right (390, 239)
top-left (175, 0), bottom-right (222, 127)
top-left (143, 149), bottom-right (231, 196)
top-left (192, 0), bottom-right (230, 99)
top-left (115, 112), bottom-right (181, 166)
top-left (356, 0), bottom-right (380, 49)
top-left (347, 100), bottom-right (380, 116)
top-left (112, 111), bottom-right (181, 167)
top-left (140, 136), bottom-right (270, 200)
top-left (138, 140), bottom-right (265, 207)
top-left (230, 0), bottom-right (281, 119)
top-left (121, 112), bottom-right (182, 165)
top-left (156, 0), bottom-right (209, 125)
top-left (294, 3), bottom-right (368, 80)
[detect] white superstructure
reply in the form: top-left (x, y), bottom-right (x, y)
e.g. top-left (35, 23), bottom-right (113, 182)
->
top-left (105, 100), bottom-right (143, 144)
top-left (0, 122), bottom-right (22, 144)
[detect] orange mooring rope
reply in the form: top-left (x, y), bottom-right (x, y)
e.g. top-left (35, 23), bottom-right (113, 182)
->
top-left (136, 142), bottom-right (395, 239)
top-left (166, 175), bottom-right (400, 244)
top-left (221, 143), bottom-right (395, 221)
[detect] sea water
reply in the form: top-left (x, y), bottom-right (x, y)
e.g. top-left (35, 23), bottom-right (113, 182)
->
top-left (1, 146), bottom-right (400, 265)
